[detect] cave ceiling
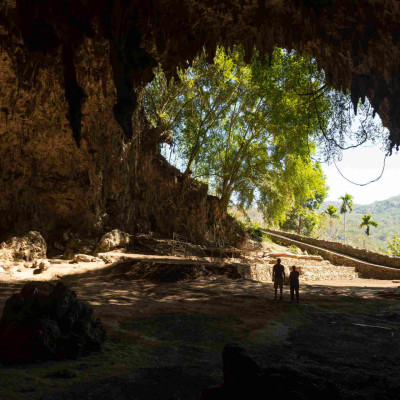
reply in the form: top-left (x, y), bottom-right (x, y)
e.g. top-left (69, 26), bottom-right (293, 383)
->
top-left (1, 0), bottom-right (400, 151)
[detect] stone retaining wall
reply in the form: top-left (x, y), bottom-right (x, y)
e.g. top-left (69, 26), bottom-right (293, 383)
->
top-left (265, 229), bottom-right (400, 269)
top-left (266, 231), bottom-right (400, 280)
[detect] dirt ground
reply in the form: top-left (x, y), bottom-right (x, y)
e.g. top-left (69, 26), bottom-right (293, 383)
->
top-left (0, 250), bottom-right (400, 400)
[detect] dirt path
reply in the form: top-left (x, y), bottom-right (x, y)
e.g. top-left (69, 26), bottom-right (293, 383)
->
top-left (0, 257), bottom-right (399, 400)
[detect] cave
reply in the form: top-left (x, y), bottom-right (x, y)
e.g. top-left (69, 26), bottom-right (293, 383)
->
top-left (1, 2), bottom-right (400, 398)
top-left (0, 0), bottom-right (399, 241)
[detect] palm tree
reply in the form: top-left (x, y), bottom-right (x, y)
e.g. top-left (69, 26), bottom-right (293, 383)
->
top-left (360, 214), bottom-right (378, 236)
top-left (339, 194), bottom-right (354, 244)
top-left (324, 204), bottom-right (340, 240)
top-left (325, 205), bottom-right (339, 219)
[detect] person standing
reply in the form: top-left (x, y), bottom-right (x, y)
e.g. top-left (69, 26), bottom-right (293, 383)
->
top-left (272, 258), bottom-right (285, 301)
top-left (289, 265), bottom-right (300, 303)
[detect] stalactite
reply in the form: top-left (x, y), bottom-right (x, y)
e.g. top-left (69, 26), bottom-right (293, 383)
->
top-left (1, 0), bottom-right (400, 148)
top-left (62, 45), bottom-right (85, 147)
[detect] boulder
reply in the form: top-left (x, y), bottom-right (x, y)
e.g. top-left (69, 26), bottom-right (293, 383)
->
top-left (0, 282), bottom-right (105, 365)
top-left (201, 343), bottom-right (341, 400)
top-left (0, 232), bottom-right (47, 261)
top-left (96, 229), bottom-right (132, 253)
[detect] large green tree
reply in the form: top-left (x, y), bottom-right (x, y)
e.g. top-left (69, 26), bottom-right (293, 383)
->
top-left (279, 164), bottom-right (327, 236)
top-left (144, 47), bottom-right (329, 223)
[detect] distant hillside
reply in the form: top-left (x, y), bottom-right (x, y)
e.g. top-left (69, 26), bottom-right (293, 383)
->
top-left (230, 195), bottom-right (400, 252)
top-left (321, 195), bottom-right (400, 251)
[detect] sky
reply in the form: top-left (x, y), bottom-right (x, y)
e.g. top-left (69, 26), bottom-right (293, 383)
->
top-left (322, 144), bottom-right (400, 205)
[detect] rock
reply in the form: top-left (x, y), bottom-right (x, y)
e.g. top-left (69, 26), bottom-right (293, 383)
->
top-left (73, 254), bottom-right (97, 263)
top-left (33, 269), bottom-right (42, 274)
top-left (0, 282), bottom-right (105, 365)
top-left (0, 232), bottom-right (47, 261)
top-left (24, 263), bottom-right (30, 269)
top-left (0, 263), bottom-right (6, 273)
top-left (32, 259), bottom-right (50, 272)
top-left (98, 254), bottom-right (123, 264)
top-left (96, 229), bottom-right (132, 253)
top-left (202, 343), bottom-right (341, 399)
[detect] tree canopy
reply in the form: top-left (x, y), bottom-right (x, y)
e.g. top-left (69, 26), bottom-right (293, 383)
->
top-left (144, 46), bottom-right (384, 226)
top-left (144, 47), bottom-right (331, 223)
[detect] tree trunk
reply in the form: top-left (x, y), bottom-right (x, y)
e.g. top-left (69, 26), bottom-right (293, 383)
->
top-left (297, 215), bottom-right (302, 234)
top-left (343, 213), bottom-right (346, 244)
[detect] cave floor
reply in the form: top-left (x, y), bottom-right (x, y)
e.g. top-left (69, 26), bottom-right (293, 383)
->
top-left (0, 260), bottom-right (400, 399)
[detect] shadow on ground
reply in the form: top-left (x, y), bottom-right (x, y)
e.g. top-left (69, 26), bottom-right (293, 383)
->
top-left (0, 261), bottom-right (399, 399)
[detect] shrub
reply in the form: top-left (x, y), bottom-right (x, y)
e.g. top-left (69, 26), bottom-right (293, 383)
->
top-left (387, 234), bottom-right (400, 256)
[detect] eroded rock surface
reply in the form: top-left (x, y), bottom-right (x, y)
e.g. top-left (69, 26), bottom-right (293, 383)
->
top-left (0, 231), bottom-right (46, 261)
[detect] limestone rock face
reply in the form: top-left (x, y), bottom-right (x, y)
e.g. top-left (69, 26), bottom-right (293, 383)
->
top-left (0, 231), bottom-right (47, 261)
top-left (1, 0), bottom-right (400, 148)
top-left (0, 50), bottom-right (218, 244)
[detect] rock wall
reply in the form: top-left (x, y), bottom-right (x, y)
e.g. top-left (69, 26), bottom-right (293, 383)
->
top-left (0, 49), bottom-right (239, 245)
top-left (266, 229), bottom-right (400, 280)
top-left (266, 229), bottom-right (400, 268)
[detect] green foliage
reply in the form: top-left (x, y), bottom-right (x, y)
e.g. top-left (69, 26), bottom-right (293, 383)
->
top-left (228, 212), bottom-right (265, 242)
top-left (325, 205), bottom-right (339, 219)
top-left (289, 245), bottom-right (301, 254)
top-left (387, 234), bottom-right (400, 256)
top-left (247, 224), bottom-right (264, 241)
top-left (359, 214), bottom-right (378, 236)
top-left (279, 163), bottom-right (327, 236)
top-left (144, 46), bottom-right (330, 224)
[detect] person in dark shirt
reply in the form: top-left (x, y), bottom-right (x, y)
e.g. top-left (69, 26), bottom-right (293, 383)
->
top-left (272, 258), bottom-right (285, 301)
top-left (289, 265), bottom-right (300, 303)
